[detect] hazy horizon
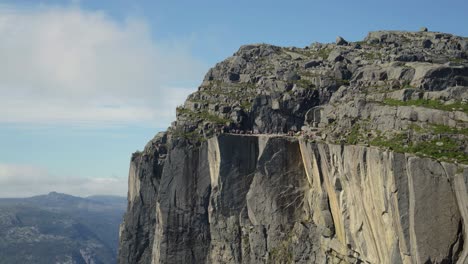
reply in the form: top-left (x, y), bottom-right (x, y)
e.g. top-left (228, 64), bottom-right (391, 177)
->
top-left (0, 190), bottom-right (127, 199)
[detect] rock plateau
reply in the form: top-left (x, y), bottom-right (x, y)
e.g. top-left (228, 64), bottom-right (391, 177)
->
top-left (119, 29), bottom-right (468, 264)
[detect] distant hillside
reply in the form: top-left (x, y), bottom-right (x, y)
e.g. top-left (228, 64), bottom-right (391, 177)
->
top-left (0, 192), bottom-right (126, 264)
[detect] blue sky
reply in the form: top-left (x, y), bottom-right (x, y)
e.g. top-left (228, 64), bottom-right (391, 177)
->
top-left (1, 0), bottom-right (467, 197)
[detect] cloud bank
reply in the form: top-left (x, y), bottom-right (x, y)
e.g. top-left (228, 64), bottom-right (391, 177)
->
top-left (0, 4), bottom-right (208, 197)
top-left (0, 163), bottom-right (127, 198)
top-left (0, 4), bottom-right (206, 127)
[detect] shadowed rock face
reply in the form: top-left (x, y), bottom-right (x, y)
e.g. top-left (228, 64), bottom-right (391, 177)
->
top-left (119, 30), bottom-right (468, 264)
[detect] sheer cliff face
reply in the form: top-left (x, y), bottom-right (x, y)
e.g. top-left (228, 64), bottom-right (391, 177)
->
top-left (119, 30), bottom-right (468, 264)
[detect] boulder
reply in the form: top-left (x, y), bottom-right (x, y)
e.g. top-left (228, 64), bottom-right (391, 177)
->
top-left (304, 60), bottom-right (321, 69)
top-left (336, 36), bottom-right (348, 46)
top-left (327, 50), bottom-right (344, 62)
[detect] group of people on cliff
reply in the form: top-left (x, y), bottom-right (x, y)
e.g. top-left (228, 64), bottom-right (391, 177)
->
top-left (211, 125), bottom-right (320, 140)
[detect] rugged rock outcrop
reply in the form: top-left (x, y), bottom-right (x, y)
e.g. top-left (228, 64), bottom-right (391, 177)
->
top-left (119, 29), bottom-right (468, 263)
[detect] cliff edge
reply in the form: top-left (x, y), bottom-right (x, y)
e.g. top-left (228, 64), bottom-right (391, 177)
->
top-left (119, 29), bottom-right (468, 264)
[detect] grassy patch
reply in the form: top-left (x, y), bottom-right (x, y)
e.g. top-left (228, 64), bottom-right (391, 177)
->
top-left (176, 107), bottom-right (230, 125)
top-left (176, 106), bottom-right (192, 115)
top-left (198, 111), bottom-right (230, 124)
top-left (431, 124), bottom-right (468, 136)
top-left (317, 48), bottom-right (332, 59)
top-left (410, 137), bottom-right (467, 163)
top-left (346, 124), bottom-right (362, 144)
top-left (345, 121), bottom-right (372, 144)
top-left (198, 80), bottom-right (257, 107)
top-left (263, 64), bottom-right (275, 72)
top-left (370, 133), bottom-right (410, 153)
top-left (334, 78), bottom-right (350, 86)
top-left (449, 57), bottom-right (466, 64)
top-left (344, 118), bottom-right (467, 163)
top-left (240, 101), bottom-right (253, 111)
top-left (408, 124), bottom-right (424, 132)
top-left (383, 98), bottom-right (468, 113)
top-left (293, 78), bottom-right (316, 89)
top-left (371, 133), bottom-right (467, 164)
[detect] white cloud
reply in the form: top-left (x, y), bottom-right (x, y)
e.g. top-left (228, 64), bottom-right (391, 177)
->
top-left (0, 5), bottom-right (206, 127)
top-left (0, 163), bottom-right (128, 198)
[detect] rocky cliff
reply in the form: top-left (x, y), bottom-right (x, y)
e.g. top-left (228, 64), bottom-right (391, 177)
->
top-left (118, 29), bottom-right (468, 264)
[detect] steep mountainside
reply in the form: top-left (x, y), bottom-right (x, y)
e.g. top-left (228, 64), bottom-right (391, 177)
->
top-left (119, 29), bottom-right (468, 264)
top-left (0, 192), bottom-right (126, 264)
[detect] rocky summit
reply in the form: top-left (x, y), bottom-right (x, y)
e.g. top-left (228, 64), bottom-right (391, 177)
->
top-left (118, 30), bottom-right (468, 264)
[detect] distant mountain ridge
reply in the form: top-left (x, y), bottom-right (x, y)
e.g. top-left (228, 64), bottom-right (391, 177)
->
top-left (0, 192), bottom-right (126, 264)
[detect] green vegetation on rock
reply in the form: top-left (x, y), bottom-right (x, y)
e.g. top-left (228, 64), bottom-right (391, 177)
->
top-left (431, 124), bottom-right (468, 136)
top-left (240, 101), bottom-right (253, 111)
top-left (346, 123), bottom-right (362, 145)
top-left (176, 107), bottom-right (230, 125)
top-left (172, 129), bottom-right (206, 142)
top-left (371, 133), bottom-right (467, 164)
top-left (344, 121), bottom-right (467, 164)
top-left (317, 48), bottom-right (332, 59)
top-left (292, 78), bottom-right (316, 89)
